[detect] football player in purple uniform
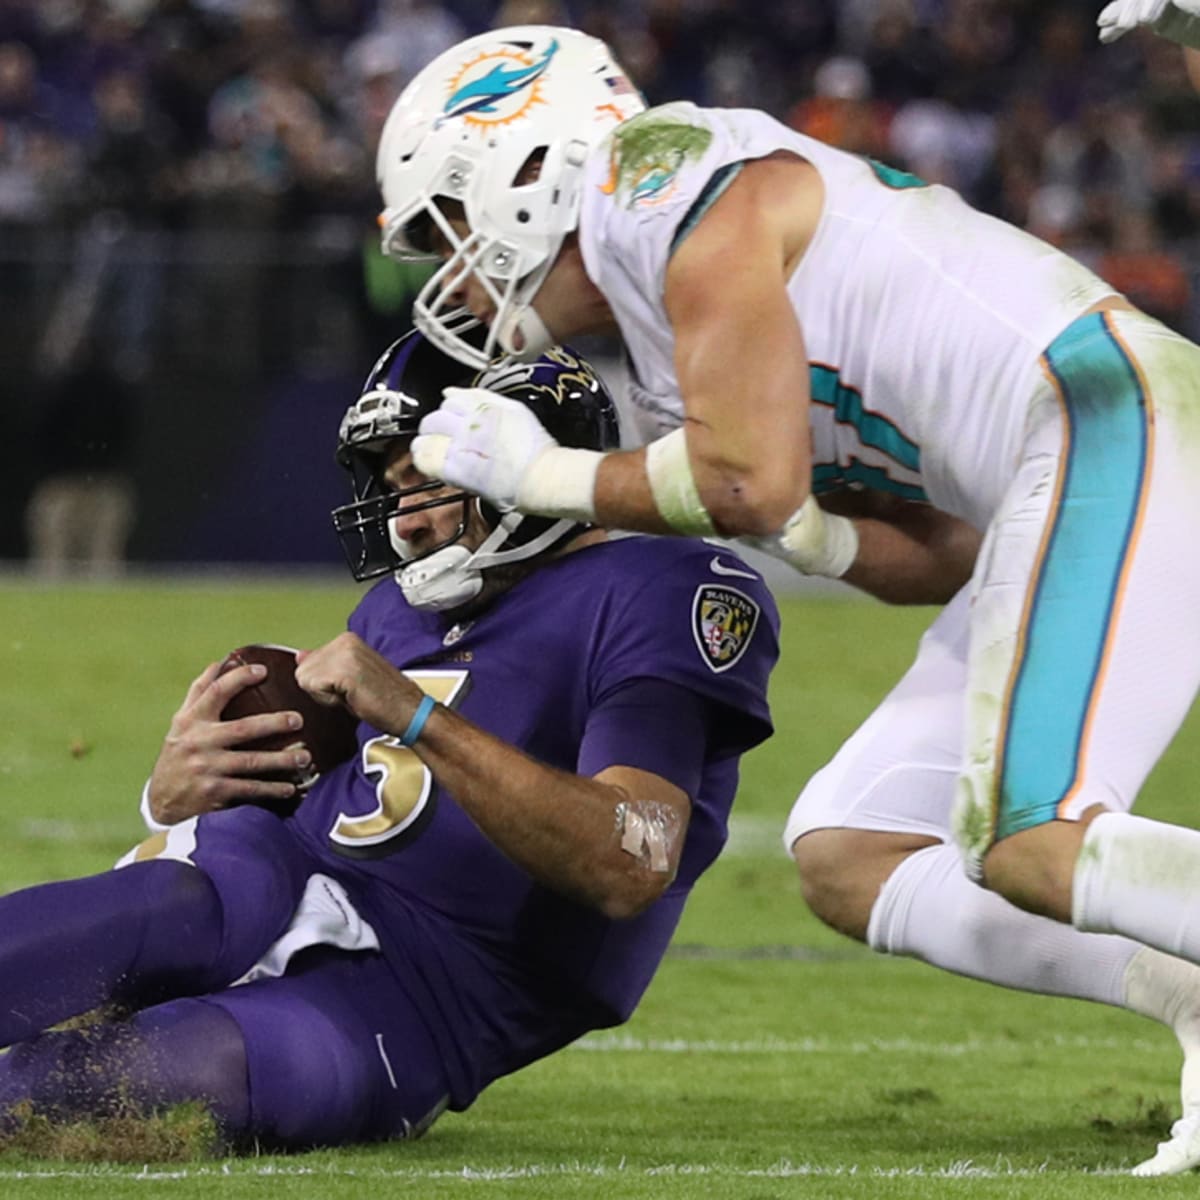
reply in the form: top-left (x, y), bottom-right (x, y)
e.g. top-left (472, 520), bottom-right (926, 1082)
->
top-left (0, 333), bottom-right (778, 1150)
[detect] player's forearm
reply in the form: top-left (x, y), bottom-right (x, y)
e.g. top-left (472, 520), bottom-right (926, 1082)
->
top-left (841, 509), bottom-right (981, 605)
top-left (662, 180), bottom-right (815, 537)
top-left (754, 491), bottom-right (980, 604)
top-left (591, 447), bottom-right (682, 535)
top-left (591, 431), bottom-right (809, 541)
top-left (412, 704), bottom-right (675, 918)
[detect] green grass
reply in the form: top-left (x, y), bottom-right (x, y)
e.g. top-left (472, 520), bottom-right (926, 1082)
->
top-left (1, 577), bottom-right (1199, 1197)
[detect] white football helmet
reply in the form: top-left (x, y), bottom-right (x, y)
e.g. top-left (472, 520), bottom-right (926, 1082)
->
top-left (376, 25), bottom-right (645, 369)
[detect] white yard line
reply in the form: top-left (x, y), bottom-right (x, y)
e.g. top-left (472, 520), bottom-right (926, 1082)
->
top-left (570, 1032), bottom-right (1159, 1055)
top-left (0, 1158), bottom-right (1129, 1182)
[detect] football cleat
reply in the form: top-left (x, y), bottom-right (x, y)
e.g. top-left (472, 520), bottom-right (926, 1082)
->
top-left (1132, 1112), bottom-right (1200, 1176)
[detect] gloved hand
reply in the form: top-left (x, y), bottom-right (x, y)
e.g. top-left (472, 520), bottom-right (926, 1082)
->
top-left (1098, 0), bottom-right (1200, 46)
top-left (413, 387), bottom-right (558, 511)
top-left (413, 387), bottom-right (601, 521)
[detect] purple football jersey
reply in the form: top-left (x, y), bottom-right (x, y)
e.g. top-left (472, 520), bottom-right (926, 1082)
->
top-left (289, 535), bottom-right (778, 1106)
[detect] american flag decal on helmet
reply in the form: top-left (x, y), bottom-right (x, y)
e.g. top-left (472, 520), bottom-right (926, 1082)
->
top-left (692, 585), bottom-right (760, 674)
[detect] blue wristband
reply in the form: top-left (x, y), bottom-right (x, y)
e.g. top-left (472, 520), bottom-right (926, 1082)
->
top-left (399, 694), bottom-right (437, 747)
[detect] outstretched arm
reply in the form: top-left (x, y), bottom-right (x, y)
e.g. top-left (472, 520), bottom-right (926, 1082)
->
top-left (746, 487), bottom-right (980, 604)
top-left (413, 156), bottom-right (821, 540)
top-left (827, 492), bottom-right (982, 605)
top-left (297, 633), bottom-right (691, 920)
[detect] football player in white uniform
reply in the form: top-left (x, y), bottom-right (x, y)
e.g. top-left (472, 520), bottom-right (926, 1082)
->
top-left (374, 26), bottom-right (1200, 1173)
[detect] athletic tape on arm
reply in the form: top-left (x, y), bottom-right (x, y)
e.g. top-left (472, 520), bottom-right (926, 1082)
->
top-left (516, 445), bottom-right (604, 522)
top-left (645, 428), bottom-right (717, 536)
top-left (614, 798), bottom-right (684, 874)
top-left (753, 495), bottom-right (858, 578)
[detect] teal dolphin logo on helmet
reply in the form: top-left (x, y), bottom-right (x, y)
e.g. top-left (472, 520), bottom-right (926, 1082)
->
top-left (442, 40), bottom-right (558, 121)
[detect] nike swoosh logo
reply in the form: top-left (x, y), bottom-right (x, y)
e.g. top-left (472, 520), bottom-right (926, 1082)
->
top-left (709, 555), bottom-right (758, 580)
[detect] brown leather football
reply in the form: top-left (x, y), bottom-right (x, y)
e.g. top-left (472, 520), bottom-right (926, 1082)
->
top-left (217, 643), bottom-right (359, 804)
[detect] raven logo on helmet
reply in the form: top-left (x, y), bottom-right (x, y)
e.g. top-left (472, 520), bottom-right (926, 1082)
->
top-left (332, 330), bottom-right (619, 613)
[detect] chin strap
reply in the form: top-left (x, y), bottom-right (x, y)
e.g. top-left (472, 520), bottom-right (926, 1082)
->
top-left (392, 506), bottom-right (579, 612)
top-left (397, 545), bottom-right (483, 612)
top-left (496, 301), bottom-right (556, 362)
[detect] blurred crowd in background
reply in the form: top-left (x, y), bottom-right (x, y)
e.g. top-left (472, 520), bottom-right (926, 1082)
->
top-left (2, 0), bottom-right (1198, 571)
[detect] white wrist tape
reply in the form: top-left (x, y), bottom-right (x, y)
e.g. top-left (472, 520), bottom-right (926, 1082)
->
top-left (759, 495), bottom-right (859, 578)
top-left (515, 445), bottom-right (603, 522)
top-left (139, 777), bottom-right (171, 833)
top-left (644, 428), bottom-right (717, 537)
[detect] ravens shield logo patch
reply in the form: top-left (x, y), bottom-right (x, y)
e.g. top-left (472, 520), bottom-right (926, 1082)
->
top-left (692, 585), bottom-right (761, 673)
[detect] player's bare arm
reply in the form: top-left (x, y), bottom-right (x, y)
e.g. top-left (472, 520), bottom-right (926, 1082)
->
top-left (590, 155), bottom-right (822, 539)
top-left (146, 659), bottom-right (311, 824)
top-left (413, 156), bottom-right (823, 544)
top-left (822, 492), bottom-right (983, 605)
top-left (646, 154), bottom-right (820, 537)
top-left (298, 632), bottom-right (691, 920)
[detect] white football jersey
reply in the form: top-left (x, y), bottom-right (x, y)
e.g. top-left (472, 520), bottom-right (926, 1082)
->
top-left (577, 102), bottom-right (1117, 530)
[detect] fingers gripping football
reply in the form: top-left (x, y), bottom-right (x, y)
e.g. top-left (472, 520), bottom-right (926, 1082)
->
top-left (149, 660), bottom-right (304, 823)
top-left (148, 645), bottom-right (357, 824)
top-left (412, 387), bottom-right (559, 511)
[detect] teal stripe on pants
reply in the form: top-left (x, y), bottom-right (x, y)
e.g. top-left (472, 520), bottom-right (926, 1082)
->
top-left (996, 314), bottom-right (1149, 840)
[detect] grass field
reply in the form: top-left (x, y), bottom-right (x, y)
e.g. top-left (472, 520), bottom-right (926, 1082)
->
top-left (1, 576), bottom-right (1199, 1198)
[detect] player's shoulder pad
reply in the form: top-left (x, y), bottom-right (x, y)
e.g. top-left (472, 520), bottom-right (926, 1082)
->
top-left (606, 534), bottom-right (779, 677)
top-left (592, 101), bottom-right (725, 219)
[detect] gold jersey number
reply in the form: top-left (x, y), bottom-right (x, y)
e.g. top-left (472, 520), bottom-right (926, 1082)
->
top-left (328, 669), bottom-right (470, 856)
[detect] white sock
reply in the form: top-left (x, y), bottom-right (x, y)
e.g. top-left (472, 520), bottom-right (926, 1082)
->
top-left (1073, 811), bottom-right (1200, 962)
top-left (868, 842), bottom-right (1136, 1003)
top-left (1124, 946), bottom-right (1200, 1115)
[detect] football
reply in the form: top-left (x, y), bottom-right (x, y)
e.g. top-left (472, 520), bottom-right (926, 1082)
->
top-left (217, 643), bottom-right (359, 807)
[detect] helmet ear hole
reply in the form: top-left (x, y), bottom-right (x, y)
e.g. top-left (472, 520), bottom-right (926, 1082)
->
top-left (512, 148), bottom-right (547, 187)
top-left (401, 211), bottom-right (436, 254)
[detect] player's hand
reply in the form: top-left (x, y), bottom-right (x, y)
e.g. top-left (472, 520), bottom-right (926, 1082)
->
top-left (412, 386), bottom-right (558, 511)
top-left (1098, 0), bottom-right (1200, 44)
top-left (297, 633), bottom-right (423, 736)
top-left (147, 662), bottom-right (309, 824)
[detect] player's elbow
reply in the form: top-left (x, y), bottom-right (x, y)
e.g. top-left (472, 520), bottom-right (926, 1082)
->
top-left (593, 873), bottom-right (673, 921)
top-left (702, 467), bottom-right (808, 538)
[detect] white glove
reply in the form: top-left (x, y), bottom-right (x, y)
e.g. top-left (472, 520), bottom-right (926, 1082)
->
top-left (745, 495), bottom-right (859, 578)
top-left (1098, 0), bottom-right (1200, 46)
top-left (412, 387), bottom-right (601, 521)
